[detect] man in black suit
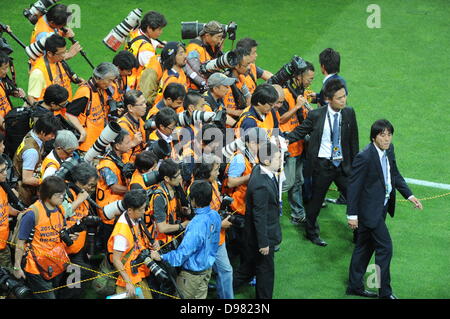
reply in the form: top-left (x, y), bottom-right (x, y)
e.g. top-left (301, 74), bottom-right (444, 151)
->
top-left (286, 78), bottom-right (359, 246)
top-left (233, 141), bottom-right (282, 299)
top-left (346, 119), bottom-right (423, 299)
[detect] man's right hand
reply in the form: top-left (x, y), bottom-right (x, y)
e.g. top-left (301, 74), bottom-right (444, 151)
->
top-left (13, 267), bottom-right (26, 280)
top-left (295, 95), bottom-right (307, 108)
top-left (125, 283), bottom-right (136, 298)
top-left (347, 218), bottom-right (358, 230)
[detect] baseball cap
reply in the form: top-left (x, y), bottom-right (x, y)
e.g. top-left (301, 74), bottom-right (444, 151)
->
top-left (207, 72), bottom-right (236, 88)
top-left (199, 21), bottom-right (224, 36)
top-left (161, 42), bottom-right (182, 63)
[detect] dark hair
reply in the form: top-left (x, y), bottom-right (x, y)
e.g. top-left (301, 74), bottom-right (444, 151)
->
top-left (135, 151), bottom-right (157, 173)
top-left (111, 129), bottom-right (129, 147)
top-left (163, 82), bottom-right (186, 100)
top-left (251, 83), bottom-right (278, 106)
top-left (113, 50), bottom-right (139, 71)
top-left (0, 155), bottom-right (5, 166)
top-left (44, 34), bottom-right (66, 54)
top-left (33, 114), bottom-right (60, 135)
top-left (236, 37), bottom-right (258, 55)
top-left (298, 61), bottom-right (315, 76)
top-left (370, 119), bottom-right (394, 141)
top-left (71, 163), bottom-right (98, 185)
top-left (232, 47), bottom-right (247, 66)
top-left (193, 162), bottom-right (213, 180)
top-left (140, 11), bottom-right (167, 31)
top-left (124, 90), bottom-right (144, 109)
top-left (319, 48), bottom-right (340, 74)
top-left (258, 141), bottom-right (280, 165)
top-left (39, 175), bottom-right (66, 202)
top-left (183, 91), bottom-right (203, 111)
top-left (189, 180), bottom-right (212, 208)
top-left (158, 158), bottom-right (180, 179)
top-left (199, 123), bottom-right (220, 145)
top-left (43, 84), bottom-right (69, 105)
top-left (0, 51), bottom-right (10, 67)
top-left (123, 189), bottom-right (148, 210)
top-left (323, 78), bottom-right (346, 101)
top-left (46, 4), bottom-right (71, 26)
top-left (155, 107), bottom-right (177, 129)
top-left (0, 132), bottom-right (5, 144)
top-left (161, 44), bottom-right (185, 70)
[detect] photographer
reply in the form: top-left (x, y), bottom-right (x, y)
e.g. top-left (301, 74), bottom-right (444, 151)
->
top-left (151, 180), bottom-right (221, 299)
top-left (96, 129), bottom-right (132, 250)
top-left (118, 90), bottom-right (148, 163)
top-left (146, 82), bottom-right (186, 120)
top-left (148, 107), bottom-right (179, 160)
top-left (28, 34), bottom-right (77, 104)
top-left (107, 189), bottom-right (156, 299)
top-left (153, 42), bottom-right (188, 106)
top-left (126, 11), bottom-right (167, 90)
top-left (193, 155), bottom-right (234, 299)
top-left (40, 130), bottom-right (78, 180)
top-left (149, 159), bottom-right (189, 246)
top-left (29, 3), bottom-right (81, 62)
top-left (13, 176), bottom-right (72, 299)
top-left (223, 47), bottom-right (252, 120)
top-left (203, 72), bottom-right (238, 127)
top-left (235, 83), bottom-right (280, 138)
top-left (222, 127), bottom-right (268, 263)
top-left (13, 114), bottom-right (60, 206)
top-left (185, 21), bottom-right (225, 91)
top-left (129, 151), bottom-right (158, 191)
top-left (0, 156), bottom-right (20, 270)
top-left (65, 62), bottom-right (119, 152)
top-left (112, 50), bottom-right (139, 101)
top-left (59, 162), bottom-right (98, 299)
top-left (32, 84), bottom-right (69, 123)
top-left (0, 52), bottom-right (28, 132)
top-left (236, 37), bottom-right (273, 93)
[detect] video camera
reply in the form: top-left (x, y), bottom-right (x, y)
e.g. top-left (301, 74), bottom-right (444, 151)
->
top-left (130, 249), bottom-right (169, 283)
top-left (103, 8), bottom-right (143, 52)
top-left (181, 21), bottom-right (238, 41)
top-left (267, 55), bottom-right (307, 87)
top-left (0, 267), bottom-right (32, 299)
top-left (23, 0), bottom-right (60, 25)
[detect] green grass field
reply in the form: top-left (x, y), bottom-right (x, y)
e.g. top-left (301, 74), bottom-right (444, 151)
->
top-left (1, 0), bottom-right (449, 299)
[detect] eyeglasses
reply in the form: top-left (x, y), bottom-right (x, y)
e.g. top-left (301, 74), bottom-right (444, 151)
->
top-left (0, 167), bottom-right (7, 174)
top-left (58, 101), bottom-right (69, 108)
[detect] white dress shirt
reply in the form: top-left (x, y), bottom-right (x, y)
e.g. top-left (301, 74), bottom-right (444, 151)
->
top-left (318, 105), bottom-right (341, 159)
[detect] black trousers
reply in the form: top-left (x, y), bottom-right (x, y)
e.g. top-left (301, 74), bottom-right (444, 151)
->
top-left (233, 245), bottom-right (275, 299)
top-left (348, 211), bottom-right (393, 297)
top-left (306, 158), bottom-right (348, 238)
top-left (25, 271), bottom-right (65, 299)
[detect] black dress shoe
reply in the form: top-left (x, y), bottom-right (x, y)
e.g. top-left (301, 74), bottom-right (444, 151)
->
top-left (306, 236), bottom-right (328, 247)
top-left (346, 287), bottom-right (378, 298)
top-left (379, 294), bottom-right (398, 299)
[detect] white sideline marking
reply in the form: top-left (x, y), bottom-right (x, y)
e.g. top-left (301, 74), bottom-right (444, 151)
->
top-left (405, 178), bottom-right (450, 190)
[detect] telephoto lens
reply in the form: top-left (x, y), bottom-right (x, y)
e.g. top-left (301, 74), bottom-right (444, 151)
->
top-left (23, 0), bottom-right (60, 25)
top-left (199, 51), bottom-right (238, 74)
top-left (103, 8), bottom-right (143, 52)
top-left (25, 33), bottom-right (51, 60)
top-left (84, 121), bottom-right (122, 163)
top-left (103, 199), bottom-right (127, 220)
top-left (0, 267), bottom-right (33, 299)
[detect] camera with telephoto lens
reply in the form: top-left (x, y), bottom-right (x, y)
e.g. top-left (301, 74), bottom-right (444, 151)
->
top-left (84, 121), bottom-right (122, 163)
top-left (181, 21), bottom-right (238, 41)
top-left (102, 199), bottom-right (127, 221)
top-left (59, 215), bottom-right (101, 248)
top-left (199, 51), bottom-right (238, 75)
top-left (23, 0), bottom-right (60, 25)
top-left (0, 35), bottom-right (13, 56)
top-left (25, 32), bottom-right (51, 60)
top-left (219, 196), bottom-right (245, 228)
top-left (157, 236), bottom-right (181, 255)
top-left (130, 249), bottom-right (169, 282)
top-left (103, 8), bottom-right (143, 52)
top-left (146, 139), bottom-right (171, 161)
top-left (142, 170), bottom-right (161, 188)
top-left (267, 55), bottom-right (307, 86)
top-left (0, 267), bottom-right (32, 299)
top-left (54, 156), bottom-right (82, 182)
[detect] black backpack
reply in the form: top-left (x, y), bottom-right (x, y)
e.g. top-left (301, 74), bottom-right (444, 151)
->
top-left (4, 106), bottom-right (35, 159)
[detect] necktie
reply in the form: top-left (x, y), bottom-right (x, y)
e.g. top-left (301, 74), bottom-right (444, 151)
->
top-left (331, 113), bottom-right (341, 167)
top-left (382, 152), bottom-right (392, 204)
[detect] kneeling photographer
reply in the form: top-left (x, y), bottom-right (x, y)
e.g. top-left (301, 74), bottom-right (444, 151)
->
top-left (58, 162), bottom-right (100, 299)
top-left (107, 189), bottom-right (158, 299)
top-left (150, 180), bottom-right (222, 299)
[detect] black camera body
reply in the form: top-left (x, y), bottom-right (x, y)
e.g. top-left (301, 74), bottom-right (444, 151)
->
top-left (107, 99), bottom-right (125, 121)
top-left (267, 55), bottom-right (307, 87)
top-left (131, 249), bottom-right (169, 282)
top-left (218, 196), bottom-right (245, 228)
top-left (181, 21), bottom-right (238, 40)
top-left (0, 267), bottom-right (32, 299)
top-left (60, 215), bottom-right (101, 249)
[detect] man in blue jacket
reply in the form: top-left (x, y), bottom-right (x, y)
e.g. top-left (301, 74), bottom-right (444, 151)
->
top-left (151, 180), bottom-right (221, 299)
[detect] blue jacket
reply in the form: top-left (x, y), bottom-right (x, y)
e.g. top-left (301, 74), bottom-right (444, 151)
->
top-left (161, 206), bottom-right (221, 272)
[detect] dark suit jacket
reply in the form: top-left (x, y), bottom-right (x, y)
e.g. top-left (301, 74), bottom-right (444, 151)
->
top-left (244, 164), bottom-right (282, 249)
top-left (286, 105), bottom-right (359, 176)
top-left (317, 74), bottom-right (348, 106)
top-left (346, 143), bottom-right (413, 228)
